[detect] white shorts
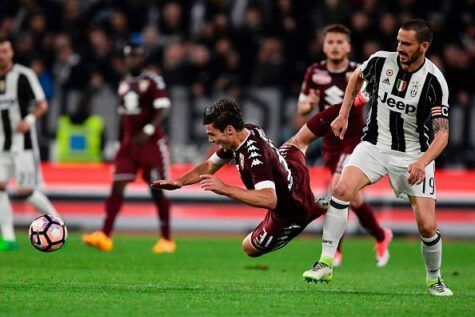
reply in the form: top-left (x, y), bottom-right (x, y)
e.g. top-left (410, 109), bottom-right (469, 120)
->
top-left (0, 150), bottom-right (43, 189)
top-left (345, 141), bottom-right (436, 200)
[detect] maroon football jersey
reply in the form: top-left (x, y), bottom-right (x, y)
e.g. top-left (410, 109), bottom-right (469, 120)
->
top-left (117, 71), bottom-right (171, 144)
top-left (211, 124), bottom-right (319, 223)
top-left (299, 60), bottom-right (364, 151)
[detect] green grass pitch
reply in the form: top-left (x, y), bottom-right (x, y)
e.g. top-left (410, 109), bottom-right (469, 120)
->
top-left (1, 233), bottom-right (474, 316)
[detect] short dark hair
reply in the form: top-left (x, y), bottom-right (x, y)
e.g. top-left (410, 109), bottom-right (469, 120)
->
top-left (123, 42), bottom-right (144, 57)
top-left (322, 24), bottom-right (351, 41)
top-left (203, 98), bottom-right (245, 132)
top-left (400, 19), bottom-right (433, 44)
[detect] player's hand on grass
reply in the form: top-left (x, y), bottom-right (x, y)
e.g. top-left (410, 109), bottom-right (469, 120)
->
top-left (151, 179), bottom-right (183, 190)
top-left (331, 115), bottom-right (348, 140)
top-left (133, 132), bottom-right (150, 145)
top-left (199, 174), bottom-right (227, 195)
top-left (407, 161), bottom-right (426, 185)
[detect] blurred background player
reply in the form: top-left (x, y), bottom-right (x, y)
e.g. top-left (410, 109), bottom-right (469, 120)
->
top-left (296, 25), bottom-right (392, 267)
top-left (0, 37), bottom-right (59, 251)
top-left (152, 98), bottom-right (328, 258)
top-left (82, 43), bottom-right (174, 253)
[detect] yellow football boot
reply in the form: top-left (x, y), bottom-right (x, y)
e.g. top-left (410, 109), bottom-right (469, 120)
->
top-left (82, 231), bottom-right (113, 251)
top-left (152, 238), bottom-right (176, 254)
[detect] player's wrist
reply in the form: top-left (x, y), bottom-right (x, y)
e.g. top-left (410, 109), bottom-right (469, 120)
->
top-left (142, 124), bottom-right (156, 136)
top-left (24, 114), bottom-right (36, 126)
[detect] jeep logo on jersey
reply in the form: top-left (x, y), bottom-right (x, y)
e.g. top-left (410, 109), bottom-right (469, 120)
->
top-left (0, 97), bottom-right (15, 109)
top-left (324, 85), bottom-right (344, 106)
top-left (379, 92), bottom-right (416, 114)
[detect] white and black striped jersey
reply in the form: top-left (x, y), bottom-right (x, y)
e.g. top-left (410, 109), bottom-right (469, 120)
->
top-left (360, 51), bottom-right (449, 154)
top-left (0, 64), bottom-right (45, 152)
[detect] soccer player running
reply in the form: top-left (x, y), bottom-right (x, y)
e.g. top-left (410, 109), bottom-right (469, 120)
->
top-left (152, 98), bottom-right (329, 257)
top-left (302, 19), bottom-right (453, 296)
top-left (82, 44), bottom-right (174, 253)
top-left (0, 37), bottom-right (60, 251)
top-left (296, 24), bottom-right (392, 267)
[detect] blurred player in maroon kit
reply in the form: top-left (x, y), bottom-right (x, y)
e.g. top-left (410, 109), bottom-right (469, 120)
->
top-left (152, 98), bottom-right (328, 256)
top-left (83, 43), bottom-right (174, 253)
top-left (295, 24), bottom-right (392, 267)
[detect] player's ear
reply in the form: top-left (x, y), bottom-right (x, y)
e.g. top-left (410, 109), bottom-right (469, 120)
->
top-left (421, 41), bottom-right (430, 53)
top-left (224, 125), bottom-right (235, 135)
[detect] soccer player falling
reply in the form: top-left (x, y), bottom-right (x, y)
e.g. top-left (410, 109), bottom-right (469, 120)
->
top-left (295, 24), bottom-right (392, 267)
top-left (83, 44), bottom-right (174, 253)
top-left (152, 98), bottom-right (330, 257)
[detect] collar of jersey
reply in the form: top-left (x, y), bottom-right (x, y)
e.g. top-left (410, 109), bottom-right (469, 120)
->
top-left (235, 128), bottom-right (252, 151)
top-left (396, 55), bottom-right (426, 75)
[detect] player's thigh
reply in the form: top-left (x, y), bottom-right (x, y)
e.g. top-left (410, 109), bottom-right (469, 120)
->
top-left (140, 138), bottom-right (171, 183)
top-left (387, 159), bottom-right (436, 201)
top-left (408, 195), bottom-right (437, 237)
top-left (0, 152), bottom-right (14, 187)
top-left (247, 211), bottom-right (305, 256)
top-left (335, 142), bottom-right (386, 200)
top-left (13, 151), bottom-right (41, 190)
top-left (113, 150), bottom-right (137, 182)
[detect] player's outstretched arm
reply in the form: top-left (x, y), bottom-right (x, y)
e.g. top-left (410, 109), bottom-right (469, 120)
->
top-left (331, 67), bottom-right (364, 139)
top-left (151, 159), bottom-right (222, 190)
top-left (200, 174), bottom-right (277, 209)
top-left (408, 117), bottom-right (449, 185)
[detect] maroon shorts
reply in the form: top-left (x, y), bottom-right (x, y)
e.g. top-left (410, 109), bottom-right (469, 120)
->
top-left (250, 210), bottom-right (312, 253)
top-left (323, 138), bottom-right (360, 174)
top-left (114, 137), bottom-right (170, 183)
top-left (250, 144), bottom-right (325, 254)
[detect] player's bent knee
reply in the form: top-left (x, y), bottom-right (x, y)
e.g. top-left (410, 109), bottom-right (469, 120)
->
top-left (418, 223), bottom-right (437, 238)
top-left (332, 182), bottom-right (354, 202)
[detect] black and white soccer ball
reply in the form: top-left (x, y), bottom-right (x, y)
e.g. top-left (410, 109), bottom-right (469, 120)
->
top-left (29, 215), bottom-right (67, 252)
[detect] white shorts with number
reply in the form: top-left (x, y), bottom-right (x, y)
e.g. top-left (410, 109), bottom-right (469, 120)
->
top-left (345, 141), bottom-right (436, 200)
top-left (0, 150), bottom-right (43, 189)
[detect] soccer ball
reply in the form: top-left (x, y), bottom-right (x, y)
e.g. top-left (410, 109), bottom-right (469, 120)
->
top-left (29, 215), bottom-right (68, 252)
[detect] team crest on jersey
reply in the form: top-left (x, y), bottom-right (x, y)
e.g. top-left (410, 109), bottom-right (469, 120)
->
top-left (396, 79), bottom-right (407, 92)
top-left (386, 69), bottom-right (394, 76)
top-left (118, 82), bottom-right (129, 95)
top-left (312, 70), bottom-right (332, 85)
top-left (410, 81), bottom-right (419, 97)
top-left (139, 80), bottom-right (150, 92)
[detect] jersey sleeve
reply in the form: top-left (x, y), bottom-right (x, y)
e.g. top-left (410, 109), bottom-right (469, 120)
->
top-left (209, 147), bottom-right (234, 166)
top-left (246, 145), bottom-right (276, 190)
top-left (298, 65), bottom-right (315, 103)
top-left (360, 51), bottom-right (388, 82)
top-left (17, 69), bottom-right (46, 116)
top-left (148, 73), bottom-right (171, 110)
top-left (429, 74), bottom-right (450, 119)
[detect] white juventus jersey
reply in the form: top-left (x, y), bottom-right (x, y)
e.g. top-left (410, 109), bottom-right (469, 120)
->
top-left (360, 51), bottom-right (449, 154)
top-left (0, 64), bottom-right (45, 152)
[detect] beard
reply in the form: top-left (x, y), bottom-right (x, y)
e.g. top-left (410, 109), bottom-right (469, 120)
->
top-left (400, 48), bottom-right (423, 66)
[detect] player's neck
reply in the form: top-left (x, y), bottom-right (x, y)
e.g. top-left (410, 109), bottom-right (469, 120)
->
top-left (0, 62), bottom-right (13, 76)
top-left (233, 128), bottom-right (250, 150)
top-left (326, 58), bottom-right (349, 73)
top-left (400, 56), bottom-right (425, 73)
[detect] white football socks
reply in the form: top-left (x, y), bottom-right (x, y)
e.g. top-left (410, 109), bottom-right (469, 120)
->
top-left (27, 190), bottom-right (59, 216)
top-left (421, 231), bottom-right (442, 281)
top-left (320, 196), bottom-right (349, 262)
top-left (0, 191), bottom-right (16, 241)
